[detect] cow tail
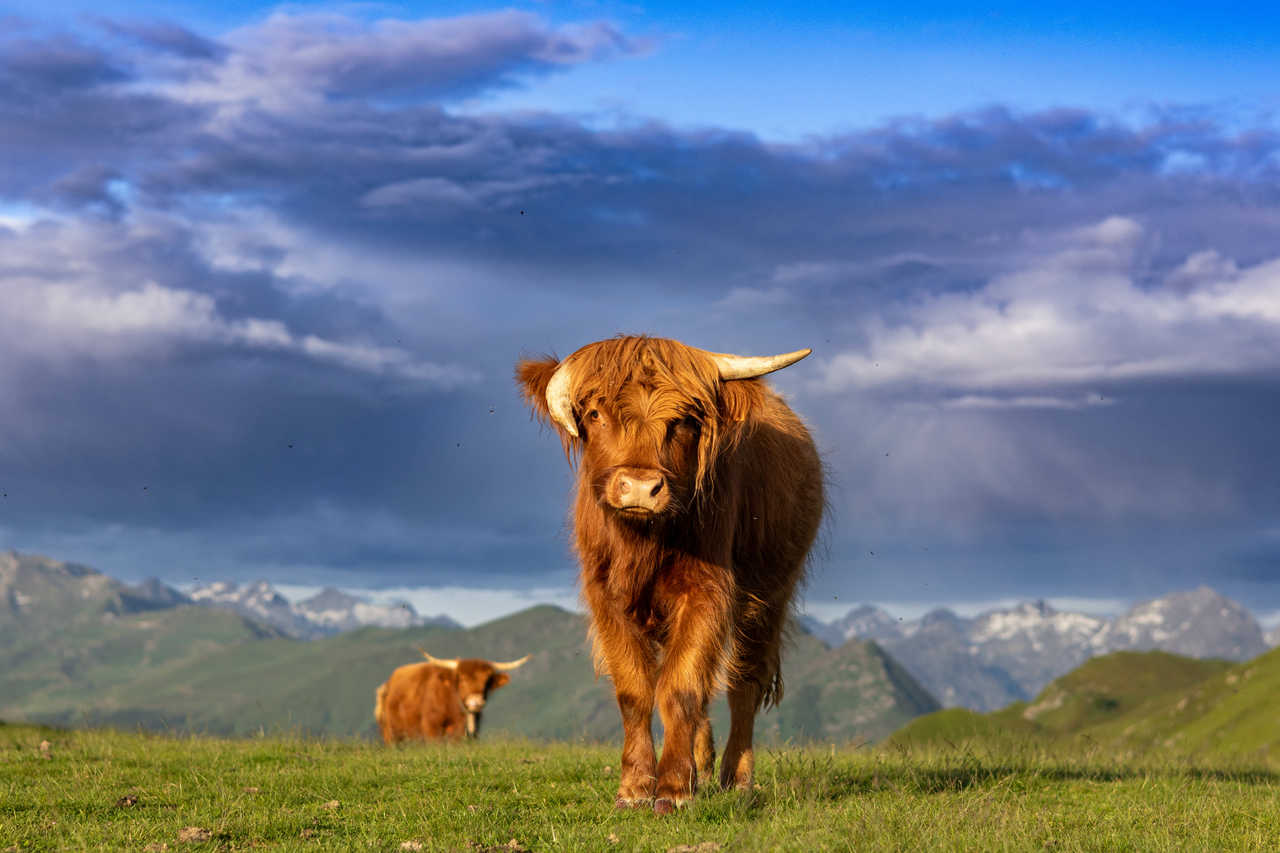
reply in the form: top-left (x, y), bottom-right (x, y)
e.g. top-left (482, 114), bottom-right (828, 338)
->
top-left (374, 682), bottom-right (388, 725)
top-left (761, 668), bottom-right (784, 710)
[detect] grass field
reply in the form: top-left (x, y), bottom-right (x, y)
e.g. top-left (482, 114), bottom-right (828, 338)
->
top-left (5, 723), bottom-right (1280, 851)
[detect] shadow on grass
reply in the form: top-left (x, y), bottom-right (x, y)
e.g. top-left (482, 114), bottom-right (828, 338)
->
top-left (752, 745), bottom-right (1280, 805)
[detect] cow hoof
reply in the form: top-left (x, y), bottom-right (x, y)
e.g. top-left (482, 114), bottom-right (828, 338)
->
top-left (653, 797), bottom-right (687, 815)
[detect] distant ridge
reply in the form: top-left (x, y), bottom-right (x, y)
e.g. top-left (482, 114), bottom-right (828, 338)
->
top-left (188, 579), bottom-right (461, 638)
top-left (815, 588), bottom-right (1269, 711)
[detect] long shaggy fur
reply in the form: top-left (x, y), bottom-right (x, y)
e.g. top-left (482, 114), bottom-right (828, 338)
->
top-left (517, 335), bottom-right (823, 806)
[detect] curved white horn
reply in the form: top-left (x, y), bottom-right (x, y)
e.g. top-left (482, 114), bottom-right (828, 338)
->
top-left (545, 360), bottom-right (578, 437)
top-left (418, 648), bottom-right (459, 669)
top-left (491, 654), bottom-right (531, 672)
top-left (710, 348), bottom-right (812, 380)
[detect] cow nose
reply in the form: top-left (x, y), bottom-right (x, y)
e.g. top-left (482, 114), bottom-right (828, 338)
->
top-left (463, 694), bottom-right (485, 711)
top-left (615, 471), bottom-right (665, 510)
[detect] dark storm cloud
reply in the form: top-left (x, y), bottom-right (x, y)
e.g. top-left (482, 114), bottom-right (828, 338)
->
top-left (0, 33), bottom-right (132, 92)
top-left (96, 18), bottom-right (228, 62)
top-left (3, 11), bottom-right (1280, 605)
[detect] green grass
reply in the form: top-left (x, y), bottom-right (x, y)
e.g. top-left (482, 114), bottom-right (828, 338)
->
top-left (5, 723), bottom-right (1280, 851)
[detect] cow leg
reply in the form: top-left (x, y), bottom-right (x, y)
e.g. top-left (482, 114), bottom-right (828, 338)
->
top-left (719, 680), bottom-right (761, 790)
top-left (693, 700), bottom-right (715, 787)
top-left (595, 611), bottom-right (659, 807)
top-left (653, 583), bottom-right (731, 814)
top-left (720, 601), bottom-right (785, 791)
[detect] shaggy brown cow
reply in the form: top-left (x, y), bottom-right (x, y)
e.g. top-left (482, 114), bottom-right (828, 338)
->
top-left (517, 335), bottom-right (823, 814)
top-left (374, 650), bottom-right (530, 742)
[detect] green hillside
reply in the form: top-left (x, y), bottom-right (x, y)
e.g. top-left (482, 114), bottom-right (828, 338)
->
top-left (1017, 650), bottom-right (1234, 734)
top-left (1085, 646), bottom-right (1280, 757)
top-left (2, 597), bottom-right (937, 744)
top-left (887, 648), bottom-right (1280, 761)
top-left (1, 552), bottom-right (282, 724)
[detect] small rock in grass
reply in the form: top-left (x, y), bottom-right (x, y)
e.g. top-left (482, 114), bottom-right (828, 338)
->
top-left (38, 740), bottom-right (52, 759)
top-left (607, 833), bottom-right (620, 844)
top-left (143, 844), bottom-right (169, 852)
top-left (177, 827), bottom-right (211, 843)
top-left (465, 840), bottom-right (529, 853)
top-left (667, 844), bottom-right (722, 853)
top-left (321, 800), bottom-right (340, 810)
top-left (243, 786), bottom-right (260, 794)
top-left (399, 843), bottom-right (424, 851)
top-left (602, 765), bottom-right (613, 774)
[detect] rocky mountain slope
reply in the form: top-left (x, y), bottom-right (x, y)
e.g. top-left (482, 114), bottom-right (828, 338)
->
top-left (188, 579), bottom-right (460, 638)
top-left (819, 588), bottom-right (1269, 710)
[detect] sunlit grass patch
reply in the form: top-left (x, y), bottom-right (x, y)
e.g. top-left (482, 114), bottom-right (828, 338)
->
top-left (4, 723), bottom-right (1280, 851)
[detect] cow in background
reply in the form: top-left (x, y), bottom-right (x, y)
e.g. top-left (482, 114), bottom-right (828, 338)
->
top-left (375, 650), bottom-right (530, 742)
top-left (518, 335), bottom-right (823, 814)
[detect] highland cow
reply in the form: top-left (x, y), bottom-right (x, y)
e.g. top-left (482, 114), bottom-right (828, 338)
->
top-left (375, 650), bottom-right (530, 742)
top-left (517, 335), bottom-right (823, 813)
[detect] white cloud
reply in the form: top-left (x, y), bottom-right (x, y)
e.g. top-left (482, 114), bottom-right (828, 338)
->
top-left (939, 392), bottom-right (1115, 411)
top-left (0, 216), bottom-right (479, 388)
top-left (168, 10), bottom-right (642, 116)
top-left (813, 216), bottom-right (1280, 396)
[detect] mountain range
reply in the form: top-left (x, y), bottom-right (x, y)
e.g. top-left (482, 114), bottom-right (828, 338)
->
top-left (808, 589), bottom-right (1271, 711)
top-left (0, 551), bottom-right (937, 743)
top-left (0, 549), bottom-right (460, 640)
top-left (4, 547), bottom-right (1273, 725)
top-left (186, 579), bottom-right (459, 638)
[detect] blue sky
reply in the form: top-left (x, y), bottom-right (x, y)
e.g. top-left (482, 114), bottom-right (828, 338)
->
top-left (3, 0), bottom-right (1280, 624)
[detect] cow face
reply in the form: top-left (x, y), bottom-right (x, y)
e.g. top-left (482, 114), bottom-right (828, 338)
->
top-left (455, 659), bottom-right (511, 736)
top-left (518, 337), bottom-right (807, 524)
top-left (578, 394), bottom-right (702, 522)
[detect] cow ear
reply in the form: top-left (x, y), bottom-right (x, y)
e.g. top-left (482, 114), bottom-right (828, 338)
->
top-left (718, 376), bottom-right (767, 423)
top-left (515, 355), bottom-right (560, 424)
top-left (491, 672), bottom-right (510, 689)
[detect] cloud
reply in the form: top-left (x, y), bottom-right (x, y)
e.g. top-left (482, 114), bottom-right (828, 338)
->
top-left (5, 12), bottom-right (1280, 607)
top-left (174, 10), bottom-right (647, 110)
top-left (0, 33), bottom-right (131, 93)
top-left (938, 393), bottom-right (1114, 411)
top-left (0, 216), bottom-right (477, 388)
top-left (813, 216), bottom-right (1280, 396)
top-left (97, 18), bottom-right (228, 62)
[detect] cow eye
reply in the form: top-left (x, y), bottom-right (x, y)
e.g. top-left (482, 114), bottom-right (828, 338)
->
top-left (670, 415), bottom-right (700, 438)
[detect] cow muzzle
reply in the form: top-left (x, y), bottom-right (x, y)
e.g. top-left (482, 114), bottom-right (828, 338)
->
top-left (605, 468), bottom-right (668, 515)
top-left (462, 694), bottom-right (486, 712)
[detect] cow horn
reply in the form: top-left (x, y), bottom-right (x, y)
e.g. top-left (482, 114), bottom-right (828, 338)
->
top-left (491, 654), bottom-right (531, 671)
top-left (545, 360), bottom-right (578, 437)
top-left (710, 348), bottom-right (812, 380)
top-left (418, 647), bottom-right (459, 669)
